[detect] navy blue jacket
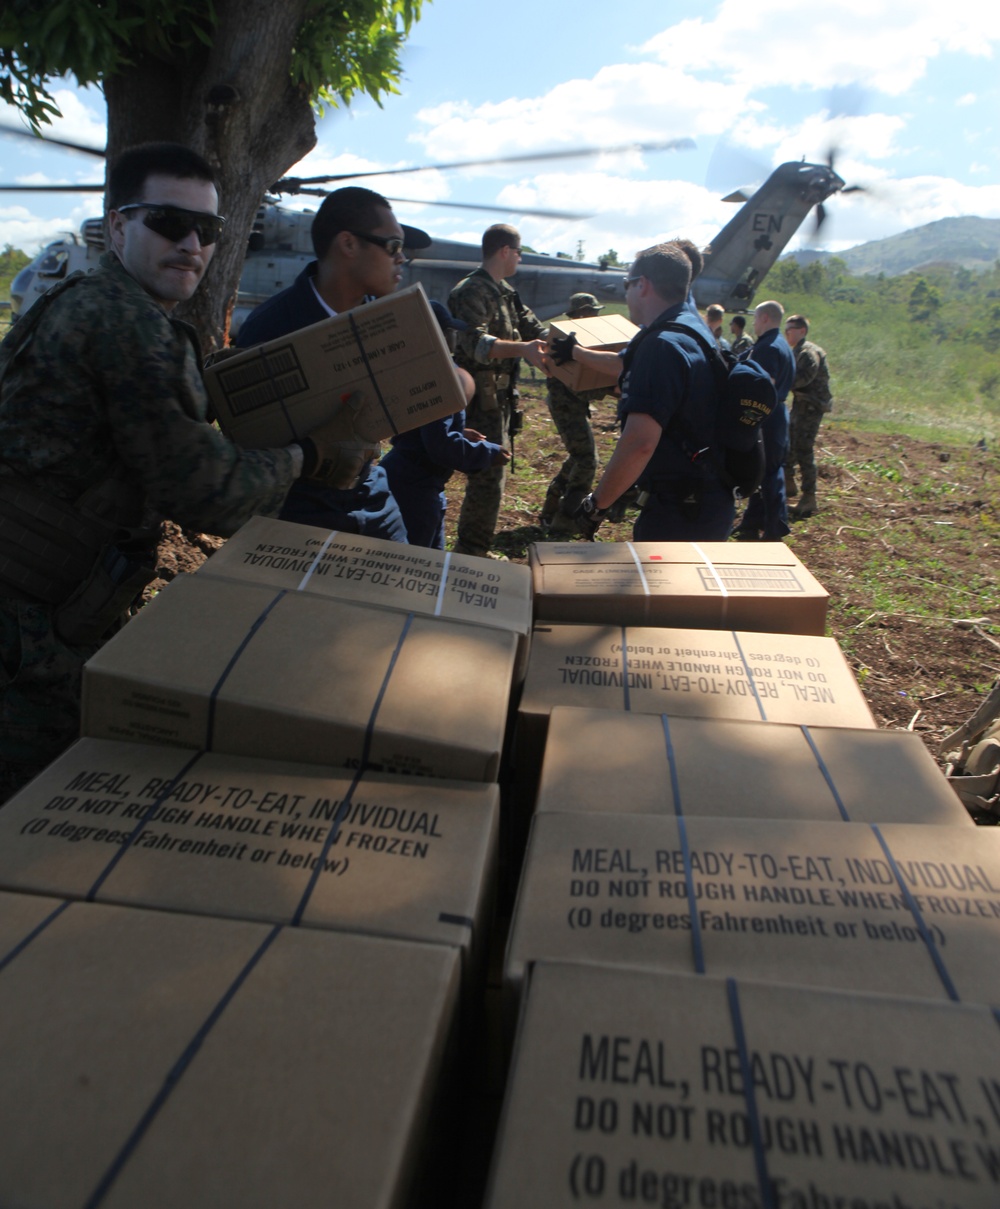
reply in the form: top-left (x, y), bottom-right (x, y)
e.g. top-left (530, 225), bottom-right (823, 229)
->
top-left (618, 302), bottom-right (723, 490)
top-left (234, 265), bottom-right (406, 540)
top-left (236, 263), bottom-right (326, 346)
top-left (749, 327), bottom-right (795, 404)
top-left (748, 326), bottom-right (796, 455)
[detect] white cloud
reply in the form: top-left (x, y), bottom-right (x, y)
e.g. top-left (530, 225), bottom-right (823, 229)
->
top-left (772, 113), bottom-right (907, 167)
top-left (484, 172), bottom-right (766, 264)
top-left (43, 89), bottom-right (107, 150)
top-left (411, 63), bottom-right (749, 163)
top-left (956, 93), bottom-right (977, 106)
top-left (0, 202), bottom-right (96, 255)
top-left (0, 88), bottom-right (105, 156)
top-left (641, 1), bottom-right (1000, 97)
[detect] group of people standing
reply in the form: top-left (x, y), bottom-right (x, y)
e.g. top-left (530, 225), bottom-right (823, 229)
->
top-left (535, 249), bottom-right (833, 545)
top-left (0, 138), bottom-right (834, 800)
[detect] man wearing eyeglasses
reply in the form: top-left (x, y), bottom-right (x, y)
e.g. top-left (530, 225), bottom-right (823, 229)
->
top-left (447, 224), bottom-right (549, 557)
top-left (575, 243), bottom-right (733, 543)
top-left (0, 142), bottom-right (325, 802)
top-left (235, 186), bottom-right (432, 543)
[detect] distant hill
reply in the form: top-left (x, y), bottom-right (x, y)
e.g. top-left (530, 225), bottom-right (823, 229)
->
top-left (786, 216), bottom-right (1000, 276)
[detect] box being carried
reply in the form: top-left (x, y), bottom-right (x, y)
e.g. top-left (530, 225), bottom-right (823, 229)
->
top-left (82, 575), bottom-right (518, 782)
top-left (197, 516), bottom-right (533, 678)
top-left (529, 540), bottom-right (829, 634)
top-left (545, 312), bottom-right (638, 392)
top-left (505, 812), bottom-right (1000, 1004)
top-left (536, 706), bottom-right (971, 826)
top-left (204, 284), bottom-right (467, 448)
top-left (486, 963), bottom-right (1000, 1209)
top-left (0, 891), bottom-right (459, 1209)
top-left (0, 739), bottom-right (498, 982)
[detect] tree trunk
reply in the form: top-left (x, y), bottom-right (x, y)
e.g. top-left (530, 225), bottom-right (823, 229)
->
top-left (103, 0), bottom-right (317, 350)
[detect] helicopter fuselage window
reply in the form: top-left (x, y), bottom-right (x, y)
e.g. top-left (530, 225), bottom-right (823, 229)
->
top-left (38, 250), bottom-right (69, 279)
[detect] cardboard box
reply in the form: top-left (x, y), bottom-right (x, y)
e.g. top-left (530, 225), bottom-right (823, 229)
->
top-left (515, 624), bottom-right (875, 790)
top-left (529, 540), bottom-right (829, 634)
top-left (536, 706), bottom-right (971, 826)
top-left (82, 575), bottom-right (518, 782)
top-left (0, 890), bottom-right (459, 1209)
top-left (486, 962), bottom-right (1000, 1208)
top-left (0, 739), bottom-right (498, 982)
top-left (505, 813), bottom-right (1000, 1004)
top-left (196, 515), bottom-right (533, 679)
top-left (546, 313), bottom-right (638, 392)
top-left (204, 284), bottom-right (467, 448)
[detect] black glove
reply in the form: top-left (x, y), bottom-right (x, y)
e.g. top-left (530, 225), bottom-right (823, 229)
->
top-left (574, 493), bottom-right (610, 541)
top-left (549, 331), bottom-right (578, 366)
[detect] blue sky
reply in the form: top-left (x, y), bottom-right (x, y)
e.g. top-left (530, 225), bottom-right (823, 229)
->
top-left (2, 0), bottom-right (999, 261)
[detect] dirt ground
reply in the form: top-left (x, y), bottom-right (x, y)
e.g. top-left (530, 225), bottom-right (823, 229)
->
top-left (152, 418), bottom-right (999, 776)
top-left (779, 428), bottom-right (999, 753)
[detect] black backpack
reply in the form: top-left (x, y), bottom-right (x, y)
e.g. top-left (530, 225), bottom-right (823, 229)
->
top-left (659, 322), bottom-right (777, 498)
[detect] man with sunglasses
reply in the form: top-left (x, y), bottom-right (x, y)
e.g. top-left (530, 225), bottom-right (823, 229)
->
top-left (0, 142), bottom-right (340, 802)
top-left (236, 186), bottom-right (433, 542)
top-left (447, 224), bottom-right (549, 557)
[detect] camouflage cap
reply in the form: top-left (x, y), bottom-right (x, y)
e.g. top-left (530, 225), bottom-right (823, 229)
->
top-left (567, 292), bottom-right (603, 314)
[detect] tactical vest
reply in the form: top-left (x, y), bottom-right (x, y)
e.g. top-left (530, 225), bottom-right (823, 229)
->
top-left (0, 273), bottom-right (158, 641)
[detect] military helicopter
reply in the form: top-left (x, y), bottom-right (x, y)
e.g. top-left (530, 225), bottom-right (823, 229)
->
top-left (3, 121), bottom-right (852, 327)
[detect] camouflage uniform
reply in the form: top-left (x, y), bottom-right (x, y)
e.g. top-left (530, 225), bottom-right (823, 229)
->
top-left (784, 339), bottom-right (832, 497)
top-left (448, 267), bottom-right (545, 555)
top-left (0, 255), bottom-right (297, 800)
top-left (542, 377), bottom-right (608, 529)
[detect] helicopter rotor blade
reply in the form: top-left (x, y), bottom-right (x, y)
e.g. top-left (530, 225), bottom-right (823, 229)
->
top-left (0, 122), bottom-right (105, 159)
top-left (291, 185), bottom-right (588, 220)
top-left (0, 183), bottom-right (106, 192)
top-left (274, 137), bottom-right (695, 192)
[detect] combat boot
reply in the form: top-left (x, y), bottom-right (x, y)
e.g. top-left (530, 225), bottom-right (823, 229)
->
top-left (784, 468), bottom-right (798, 499)
top-left (540, 483), bottom-right (563, 527)
top-left (790, 492), bottom-right (817, 520)
top-left (548, 511), bottom-right (580, 537)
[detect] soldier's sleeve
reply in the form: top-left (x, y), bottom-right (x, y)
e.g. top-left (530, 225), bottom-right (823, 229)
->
top-left (449, 278), bottom-right (501, 366)
top-left (793, 346), bottom-right (821, 390)
top-left (91, 299), bottom-right (297, 537)
top-left (515, 299), bottom-right (546, 342)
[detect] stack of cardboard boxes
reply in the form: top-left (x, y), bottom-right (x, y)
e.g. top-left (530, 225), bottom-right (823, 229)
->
top-left (0, 509), bottom-right (537, 1204)
top-left (484, 539), bottom-right (998, 1207)
top-left (0, 518), bottom-right (993, 1206)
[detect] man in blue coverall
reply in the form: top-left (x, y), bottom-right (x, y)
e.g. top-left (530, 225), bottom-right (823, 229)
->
top-left (236, 187), bottom-right (431, 540)
top-left (572, 242), bottom-right (732, 543)
top-left (732, 299), bottom-right (796, 541)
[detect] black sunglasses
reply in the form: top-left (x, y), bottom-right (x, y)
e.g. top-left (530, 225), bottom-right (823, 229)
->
top-left (625, 276), bottom-right (643, 288)
top-left (117, 203), bottom-right (226, 247)
top-left (349, 230), bottom-right (406, 256)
